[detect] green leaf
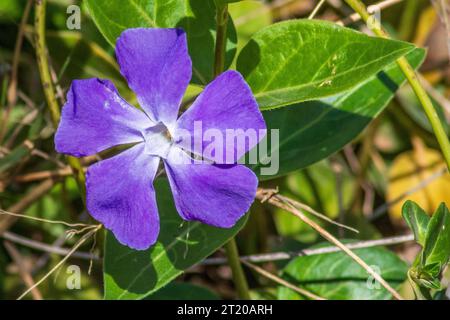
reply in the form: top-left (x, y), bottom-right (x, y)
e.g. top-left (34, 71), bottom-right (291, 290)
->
top-left (103, 179), bottom-right (248, 300)
top-left (402, 200), bottom-right (430, 246)
top-left (85, 0), bottom-right (237, 85)
top-left (421, 203), bottom-right (450, 273)
top-left (145, 282), bottom-right (219, 300)
top-left (253, 48), bottom-right (426, 179)
top-left (278, 242), bottom-right (408, 300)
top-left (214, 0), bottom-right (242, 5)
top-left (237, 20), bottom-right (416, 110)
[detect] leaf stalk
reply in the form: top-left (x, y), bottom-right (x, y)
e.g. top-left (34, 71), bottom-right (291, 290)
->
top-left (343, 0), bottom-right (450, 171)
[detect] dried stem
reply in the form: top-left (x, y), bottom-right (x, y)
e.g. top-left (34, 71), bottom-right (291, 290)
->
top-left (4, 241), bottom-right (43, 300)
top-left (2, 231), bottom-right (98, 260)
top-left (242, 260), bottom-right (325, 300)
top-left (17, 224), bottom-right (102, 300)
top-left (203, 234), bottom-right (414, 265)
top-left (308, 0), bottom-right (327, 19)
top-left (336, 0), bottom-right (404, 25)
top-left (256, 188), bottom-right (404, 300)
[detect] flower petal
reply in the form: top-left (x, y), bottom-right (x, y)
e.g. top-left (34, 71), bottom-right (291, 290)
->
top-left (116, 28), bottom-right (192, 125)
top-left (55, 78), bottom-right (148, 157)
top-left (164, 147), bottom-right (257, 228)
top-left (174, 70), bottom-right (266, 163)
top-left (86, 144), bottom-right (160, 250)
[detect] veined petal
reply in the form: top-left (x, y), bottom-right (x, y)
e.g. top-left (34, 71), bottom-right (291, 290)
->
top-left (116, 28), bottom-right (192, 125)
top-left (55, 78), bottom-right (148, 157)
top-left (86, 144), bottom-right (160, 250)
top-left (174, 70), bottom-right (266, 163)
top-left (163, 147), bottom-right (257, 228)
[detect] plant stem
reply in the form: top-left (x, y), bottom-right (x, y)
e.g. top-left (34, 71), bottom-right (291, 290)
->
top-left (213, 2), bottom-right (229, 78)
top-left (256, 189), bottom-right (405, 300)
top-left (35, 0), bottom-right (59, 127)
top-left (213, 2), bottom-right (251, 300)
top-left (224, 239), bottom-right (251, 300)
top-left (34, 0), bottom-right (86, 195)
top-left (308, 0), bottom-right (327, 19)
top-left (343, 0), bottom-right (450, 171)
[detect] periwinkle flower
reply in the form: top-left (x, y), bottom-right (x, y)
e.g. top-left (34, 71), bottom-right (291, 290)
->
top-left (55, 28), bottom-right (266, 250)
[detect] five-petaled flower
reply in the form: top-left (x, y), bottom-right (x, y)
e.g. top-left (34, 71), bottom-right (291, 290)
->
top-left (55, 28), bottom-right (266, 250)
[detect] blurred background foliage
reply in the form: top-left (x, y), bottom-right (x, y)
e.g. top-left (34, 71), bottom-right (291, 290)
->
top-left (0, 0), bottom-right (449, 300)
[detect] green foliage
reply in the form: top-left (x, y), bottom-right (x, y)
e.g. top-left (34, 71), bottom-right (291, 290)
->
top-left (2, 0), bottom-right (445, 301)
top-left (278, 242), bottom-right (408, 300)
top-left (254, 49), bottom-right (426, 179)
top-left (146, 282), bottom-right (219, 300)
top-left (85, 0), bottom-right (237, 85)
top-left (237, 20), bottom-right (415, 110)
top-left (403, 201), bottom-right (450, 292)
top-left (103, 179), bottom-right (248, 300)
top-left (421, 203), bottom-right (450, 270)
top-left (402, 200), bottom-right (430, 246)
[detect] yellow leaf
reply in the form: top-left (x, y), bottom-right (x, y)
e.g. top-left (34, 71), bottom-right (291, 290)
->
top-left (386, 146), bottom-right (450, 222)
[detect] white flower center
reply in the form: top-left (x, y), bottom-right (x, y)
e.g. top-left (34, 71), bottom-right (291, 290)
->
top-left (142, 122), bottom-right (173, 159)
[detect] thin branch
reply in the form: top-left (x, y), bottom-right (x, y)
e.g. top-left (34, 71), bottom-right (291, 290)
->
top-left (13, 167), bottom-right (77, 183)
top-left (17, 224), bottom-right (102, 300)
top-left (203, 234), bottom-right (414, 265)
top-left (4, 241), bottom-right (43, 300)
top-left (1, 231), bottom-right (98, 261)
top-left (256, 188), bottom-right (404, 300)
top-left (277, 192), bottom-right (359, 233)
top-left (336, 0), bottom-right (404, 26)
top-left (308, 0), bottom-right (327, 19)
top-left (0, 208), bottom-right (93, 228)
top-left (0, 178), bottom-right (57, 235)
top-left (241, 260), bottom-right (326, 300)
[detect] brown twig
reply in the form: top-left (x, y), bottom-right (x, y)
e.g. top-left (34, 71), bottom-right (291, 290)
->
top-left (0, 178), bottom-right (58, 235)
top-left (256, 188), bottom-right (404, 300)
top-left (241, 260), bottom-right (326, 300)
top-left (2, 231), bottom-right (98, 261)
top-left (203, 234), bottom-right (414, 265)
top-left (275, 193), bottom-right (359, 233)
top-left (13, 167), bottom-right (78, 183)
top-left (4, 240), bottom-right (43, 300)
top-left (0, 0), bottom-right (33, 143)
top-left (17, 224), bottom-right (102, 300)
top-left (336, 0), bottom-right (404, 26)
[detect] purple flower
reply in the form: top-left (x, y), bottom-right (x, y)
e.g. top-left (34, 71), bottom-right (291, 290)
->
top-left (55, 28), bottom-right (266, 250)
